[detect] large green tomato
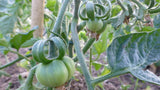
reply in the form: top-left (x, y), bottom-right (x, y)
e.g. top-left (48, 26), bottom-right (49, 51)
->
top-left (86, 18), bottom-right (103, 32)
top-left (35, 56), bottom-right (75, 88)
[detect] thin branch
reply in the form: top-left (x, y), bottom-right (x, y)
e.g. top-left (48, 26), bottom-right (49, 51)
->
top-left (0, 54), bottom-right (32, 70)
top-left (74, 38), bottom-right (95, 62)
top-left (50, 0), bottom-right (70, 35)
top-left (10, 50), bottom-right (30, 61)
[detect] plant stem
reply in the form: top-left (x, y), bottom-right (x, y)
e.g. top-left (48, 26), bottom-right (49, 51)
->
top-left (49, 0), bottom-right (70, 58)
top-left (44, 13), bottom-right (56, 22)
top-left (91, 70), bottom-right (128, 85)
top-left (50, 0), bottom-right (70, 35)
top-left (0, 54), bottom-right (32, 70)
top-left (10, 50), bottom-right (30, 61)
top-left (131, 0), bottom-right (146, 10)
top-left (71, 0), bottom-right (94, 89)
top-left (68, 40), bottom-right (74, 58)
top-left (117, 0), bottom-right (127, 11)
top-left (24, 65), bottom-right (37, 89)
top-left (89, 48), bottom-right (92, 74)
top-left (134, 79), bottom-right (139, 90)
top-left (149, 7), bottom-right (160, 14)
top-left (74, 38), bottom-right (95, 62)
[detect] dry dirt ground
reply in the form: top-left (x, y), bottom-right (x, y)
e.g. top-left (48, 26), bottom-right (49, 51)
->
top-left (0, 49), bottom-right (160, 90)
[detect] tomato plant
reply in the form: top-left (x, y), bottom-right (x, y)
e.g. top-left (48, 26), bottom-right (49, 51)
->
top-left (0, 0), bottom-right (160, 90)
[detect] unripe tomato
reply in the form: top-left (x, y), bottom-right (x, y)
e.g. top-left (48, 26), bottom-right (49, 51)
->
top-left (86, 18), bottom-right (103, 32)
top-left (35, 56), bottom-right (75, 88)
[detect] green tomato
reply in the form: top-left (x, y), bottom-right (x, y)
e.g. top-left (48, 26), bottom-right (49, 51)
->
top-left (86, 19), bottom-right (103, 32)
top-left (35, 56), bottom-right (75, 88)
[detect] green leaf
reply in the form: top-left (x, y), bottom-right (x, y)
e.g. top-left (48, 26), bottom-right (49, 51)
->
top-left (21, 38), bottom-right (39, 48)
top-left (92, 29), bottom-right (108, 55)
top-left (0, 39), bottom-right (9, 47)
top-left (46, 0), bottom-right (56, 11)
top-left (107, 29), bottom-right (160, 85)
top-left (100, 66), bottom-right (111, 76)
top-left (156, 0), bottom-right (160, 3)
top-left (111, 5), bottom-right (121, 17)
top-left (0, 0), bottom-right (9, 12)
top-left (141, 26), bottom-right (155, 32)
top-left (10, 29), bottom-right (36, 50)
top-left (92, 62), bottom-right (102, 71)
top-left (111, 11), bottom-right (126, 29)
top-left (46, 0), bottom-right (59, 16)
top-left (0, 15), bottom-right (16, 35)
top-left (153, 14), bottom-right (160, 29)
top-left (131, 68), bottom-right (160, 84)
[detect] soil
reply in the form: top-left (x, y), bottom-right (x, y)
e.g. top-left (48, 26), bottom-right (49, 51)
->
top-left (0, 49), bottom-right (160, 90)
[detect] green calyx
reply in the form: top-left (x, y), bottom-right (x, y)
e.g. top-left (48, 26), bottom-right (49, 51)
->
top-left (32, 36), bottom-right (66, 64)
top-left (78, 1), bottom-right (111, 21)
top-left (86, 1), bottom-right (95, 20)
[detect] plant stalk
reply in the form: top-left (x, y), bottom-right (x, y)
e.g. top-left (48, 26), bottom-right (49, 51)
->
top-left (71, 0), bottom-right (94, 89)
top-left (50, 0), bottom-right (70, 35)
top-left (74, 38), bottom-right (95, 62)
top-left (0, 54), bottom-right (32, 70)
top-left (91, 70), bottom-right (128, 85)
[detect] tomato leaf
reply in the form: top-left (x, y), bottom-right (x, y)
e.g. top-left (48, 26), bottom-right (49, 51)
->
top-left (10, 27), bottom-right (37, 50)
top-left (130, 68), bottom-right (160, 84)
top-left (92, 62), bottom-right (102, 71)
top-left (100, 66), bottom-right (111, 76)
top-left (21, 38), bottom-right (39, 48)
top-left (0, 15), bottom-right (16, 35)
top-left (107, 29), bottom-right (160, 84)
top-left (92, 29), bottom-right (108, 55)
top-left (0, 39), bottom-right (9, 47)
top-left (0, 0), bottom-right (9, 12)
top-left (153, 14), bottom-right (160, 29)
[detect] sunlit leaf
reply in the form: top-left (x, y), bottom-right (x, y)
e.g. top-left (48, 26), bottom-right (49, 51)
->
top-left (10, 29), bottom-right (36, 50)
top-left (92, 62), bottom-right (102, 71)
top-left (92, 29), bottom-right (108, 55)
top-left (0, 39), bottom-right (9, 47)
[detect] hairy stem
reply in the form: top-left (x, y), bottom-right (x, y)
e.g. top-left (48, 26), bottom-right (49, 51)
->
top-left (149, 7), bottom-right (160, 14)
top-left (49, 0), bottom-right (70, 58)
top-left (0, 54), bottom-right (32, 70)
top-left (117, 0), bottom-right (127, 11)
top-left (131, 0), bottom-right (146, 10)
top-left (89, 48), bottom-right (92, 75)
top-left (91, 70), bottom-right (128, 85)
top-left (50, 0), bottom-right (70, 35)
top-left (24, 66), bottom-right (37, 89)
top-left (74, 38), bottom-right (95, 62)
top-left (10, 50), bottom-right (30, 61)
top-left (71, 0), bottom-right (94, 89)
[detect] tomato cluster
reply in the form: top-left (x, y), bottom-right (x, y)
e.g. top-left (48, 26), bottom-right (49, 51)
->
top-left (78, 1), bottom-right (111, 39)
